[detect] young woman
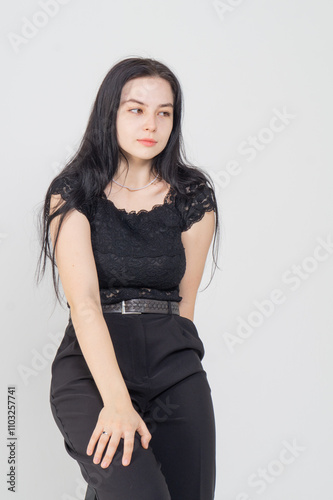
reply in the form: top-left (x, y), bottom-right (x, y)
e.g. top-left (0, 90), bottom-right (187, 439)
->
top-left (36, 56), bottom-right (221, 500)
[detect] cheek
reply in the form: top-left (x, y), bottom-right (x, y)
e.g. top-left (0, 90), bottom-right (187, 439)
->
top-left (116, 117), bottom-right (133, 143)
top-left (166, 117), bottom-right (173, 133)
top-left (162, 123), bottom-right (173, 143)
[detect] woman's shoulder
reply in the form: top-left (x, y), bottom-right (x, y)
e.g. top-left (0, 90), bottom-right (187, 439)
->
top-left (174, 178), bottom-right (217, 232)
top-left (49, 174), bottom-right (77, 198)
top-left (49, 174), bottom-right (94, 221)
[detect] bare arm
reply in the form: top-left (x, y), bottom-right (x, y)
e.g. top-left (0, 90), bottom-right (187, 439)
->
top-left (49, 195), bottom-right (152, 468)
top-left (179, 210), bottom-right (216, 321)
top-left (49, 194), bottom-right (131, 407)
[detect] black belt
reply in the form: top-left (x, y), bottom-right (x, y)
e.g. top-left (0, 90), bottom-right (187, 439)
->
top-left (69, 298), bottom-right (180, 317)
top-left (102, 298), bottom-right (180, 315)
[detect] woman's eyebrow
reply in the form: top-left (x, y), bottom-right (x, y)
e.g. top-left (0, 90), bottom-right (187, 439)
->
top-left (121, 98), bottom-right (174, 108)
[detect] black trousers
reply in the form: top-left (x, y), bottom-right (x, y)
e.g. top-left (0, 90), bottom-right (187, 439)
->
top-left (50, 310), bottom-right (216, 499)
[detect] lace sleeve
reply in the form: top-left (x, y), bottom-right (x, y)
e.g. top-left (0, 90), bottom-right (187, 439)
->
top-left (50, 177), bottom-right (91, 221)
top-left (181, 182), bottom-right (216, 232)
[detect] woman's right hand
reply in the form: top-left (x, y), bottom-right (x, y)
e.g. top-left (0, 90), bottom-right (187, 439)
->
top-left (86, 402), bottom-right (152, 468)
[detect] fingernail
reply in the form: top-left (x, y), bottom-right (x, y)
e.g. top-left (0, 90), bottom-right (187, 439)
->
top-left (123, 458), bottom-right (129, 465)
top-left (101, 460), bottom-right (108, 467)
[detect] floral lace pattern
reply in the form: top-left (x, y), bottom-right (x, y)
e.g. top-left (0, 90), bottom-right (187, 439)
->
top-left (180, 182), bottom-right (216, 231)
top-left (50, 178), bottom-right (216, 305)
top-left (100, 184), bottom-right (175, 216)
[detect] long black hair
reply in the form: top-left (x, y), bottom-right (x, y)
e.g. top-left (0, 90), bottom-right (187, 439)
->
top-left (35, 56), bottom-right (222, 307)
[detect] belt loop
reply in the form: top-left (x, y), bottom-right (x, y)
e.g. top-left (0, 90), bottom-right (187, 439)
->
top-left (168, 301), bottom-right (172, 314)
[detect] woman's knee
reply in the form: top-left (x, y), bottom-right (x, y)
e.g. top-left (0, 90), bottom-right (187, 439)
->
top-left (76, 432), bottom-right (172, 500)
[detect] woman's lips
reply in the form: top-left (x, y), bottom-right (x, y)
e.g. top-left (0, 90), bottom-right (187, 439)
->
top-left (137, 139), bottom-right (157, 147)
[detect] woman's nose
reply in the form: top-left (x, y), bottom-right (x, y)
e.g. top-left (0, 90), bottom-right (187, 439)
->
top-left (143, 113), bottom-right (157, 131)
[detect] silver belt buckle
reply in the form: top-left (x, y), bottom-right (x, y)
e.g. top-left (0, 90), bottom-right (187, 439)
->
top-left (121, 300), bottom-right (142, 314)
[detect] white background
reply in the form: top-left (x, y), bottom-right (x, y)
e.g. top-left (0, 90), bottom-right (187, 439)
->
top-left (1, 0), bottom-right (332, 498)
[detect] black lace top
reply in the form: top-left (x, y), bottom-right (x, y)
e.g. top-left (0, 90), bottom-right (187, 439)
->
top-left (50, 178), bottom-right (216, 306)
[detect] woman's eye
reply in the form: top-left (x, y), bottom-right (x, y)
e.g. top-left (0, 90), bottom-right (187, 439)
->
top-left (129, 109), bottom-right (170, 117)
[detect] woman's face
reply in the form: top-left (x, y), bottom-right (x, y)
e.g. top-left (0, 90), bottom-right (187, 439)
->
top-left (116, 76), bottom-right (174, 165)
